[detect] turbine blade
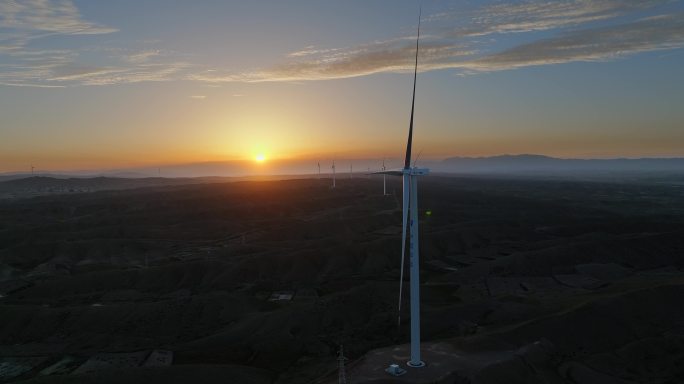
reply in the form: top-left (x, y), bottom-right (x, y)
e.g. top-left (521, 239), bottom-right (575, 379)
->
top-left (404, 7), bottom-right (421, 170)
top-left (398, 174), bottom-right (410, 328)
top-left (372, 170), bottom-right (403, 176)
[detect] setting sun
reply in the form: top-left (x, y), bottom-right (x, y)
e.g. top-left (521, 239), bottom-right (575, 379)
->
top-left (255, 153), bottom-right (266, 162)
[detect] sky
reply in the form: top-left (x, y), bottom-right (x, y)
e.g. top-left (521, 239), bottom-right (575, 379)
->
top-left (1, 0), bottom-right (684, 174)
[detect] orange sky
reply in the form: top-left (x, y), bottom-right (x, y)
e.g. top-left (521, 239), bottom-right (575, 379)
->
top-left (2, 1), bottom-right (684, 174)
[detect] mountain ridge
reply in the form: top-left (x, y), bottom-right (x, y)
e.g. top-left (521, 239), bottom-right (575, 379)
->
top-left (436, 154), bottom-right (684, 173)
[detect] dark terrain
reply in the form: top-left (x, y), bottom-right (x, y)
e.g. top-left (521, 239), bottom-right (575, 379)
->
top-left (1, 175), bottom-right (683, 383)
top-left (0, 176), bottom-right (267, 200)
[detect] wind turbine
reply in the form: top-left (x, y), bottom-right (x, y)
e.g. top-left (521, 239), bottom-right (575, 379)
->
top-left (331, 160), bottom-right (336, 189)
top-left (382, 159), bottom-right (387, 196)
top-left (377, 8), bottom-right (427, 368)
top-left (318, 162), bottom-right (321, 179)
top-left (31, 164), bottom-right (35, 176)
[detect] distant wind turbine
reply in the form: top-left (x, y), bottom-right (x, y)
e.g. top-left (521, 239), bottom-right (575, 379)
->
top-left (31, 164), bottom-right (34, 176)
top-left (318, 161), bottom-right (321, 179)
top-left (382, 159), bottom-right (387, 195)
top-left (376, 7), bottom-right (428, 368)
top-left (331, 160), bottom-right (336, 189)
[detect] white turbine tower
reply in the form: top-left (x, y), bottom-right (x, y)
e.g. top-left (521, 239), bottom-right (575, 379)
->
top-left (402, 9), bottom-right (428, 368)
top-left (337, 345), bottom-right (348, 384)
top-left (332, 160), bottom-right (336, 189)
top-left (378, 8), bottom-right (427, 368)
top-left (382, 159), bottom-right (387, 195)
top-left (318, 161), bottom-right (321, 179)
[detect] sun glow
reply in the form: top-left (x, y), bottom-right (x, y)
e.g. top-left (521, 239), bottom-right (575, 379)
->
top-left (255, 153), bottom-right (266, 162)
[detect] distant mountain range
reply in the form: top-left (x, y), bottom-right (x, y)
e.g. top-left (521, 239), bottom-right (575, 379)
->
top-left (433, 154), bottom-right (684, 174)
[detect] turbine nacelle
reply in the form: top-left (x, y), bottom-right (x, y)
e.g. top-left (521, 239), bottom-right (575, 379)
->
top-left (405, 167), bottom-right (429, 176)
top-left (373, 167), bottom-right (429, 177)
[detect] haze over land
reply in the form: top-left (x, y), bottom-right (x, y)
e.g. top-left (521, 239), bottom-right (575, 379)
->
top-left (3, 154), bottom-right (684, 181)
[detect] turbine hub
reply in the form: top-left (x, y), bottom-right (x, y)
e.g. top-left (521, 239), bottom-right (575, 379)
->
top-left (403, 167), bottom-right (429, 176)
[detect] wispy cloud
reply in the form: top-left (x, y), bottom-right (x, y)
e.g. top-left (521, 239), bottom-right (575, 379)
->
top-left (0, 81), bottom-right (64, 88)
top-left (0, 1), bottom-right (195, 87)
top-left (47, 66), bottom-right (122, 81)
top-left (0, 0), bottom-right (117, 34)
top-left (191, 39), bottom-right (473, 83)
top-left (451, 0), bottom-right (670, 36)
top-left (287, 45), bottom-right (343, 58)
top-left (2, 0), bottom-right (682, 87)
top-left (467, 13), bottom-right (684, 71)
top-left (190, 95), bottom-right (206, 99)
top-left (1, 54), bottom-right (191, 87)
top-left (0, 0), bottom-right (119, 86)
top-left (0, 0), bottom-right (116, 51)
top-left (189, 0), bottom-right (681, 83)
top-left (124, 49), bottom-right (161, 64)
top-left (58, 62), bottom-right (191, 86)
